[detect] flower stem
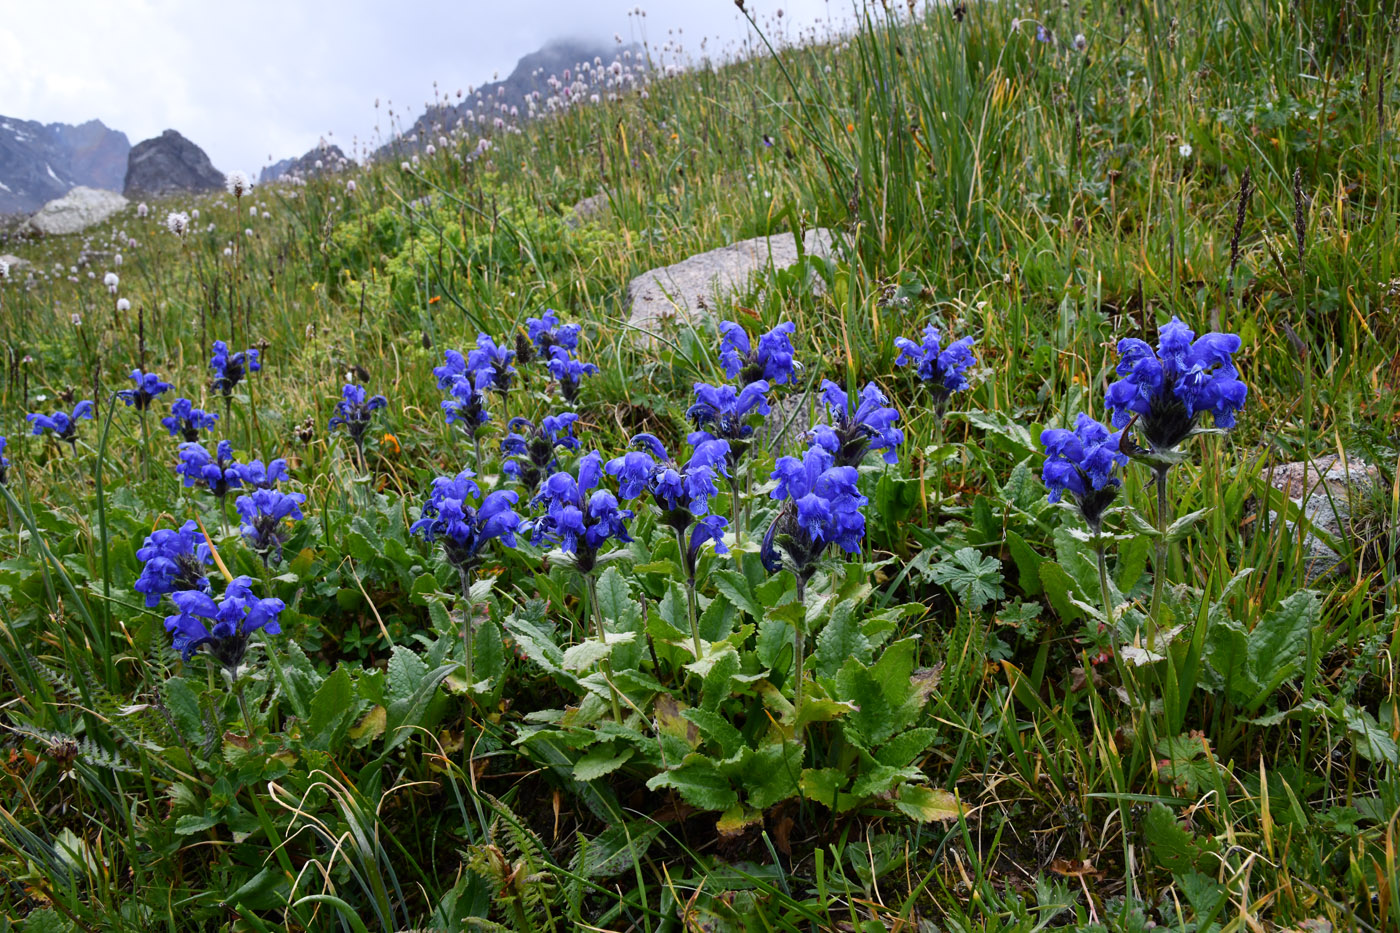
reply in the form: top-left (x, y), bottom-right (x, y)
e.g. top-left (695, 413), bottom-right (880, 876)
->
top-left (234, 681), bottom-right (257, 741)
top-left (1148, 465), bottom-right (1171, 637)
top-left (586, 572), bottom-right (624, 722)
top-left (793, 574), bottom-right (807, 740)
top-left (473, 434), bottom-right (484, 476)
top-left (676, 527), bottom-right (703, 661)
top-left (727, 474), bottom-right (744, 546)
top-left (458, 566), bottom-right (475, 691)
top-left (1095, 537), bottom-right (1113, 631)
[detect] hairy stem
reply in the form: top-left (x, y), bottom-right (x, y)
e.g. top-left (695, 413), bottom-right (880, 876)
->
top-left (586, 572), bottom-right (624, 722)
top-left (1148, 465), bottom-right (1171, 640)
top-left (676, 527), bottom-right (703, 661)
top-left (458, 566), bottom-right (475, 691)
top-left (793, 574), bottom-right (807, 740)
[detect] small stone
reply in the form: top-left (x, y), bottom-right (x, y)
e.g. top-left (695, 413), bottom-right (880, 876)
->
top-left (1264, 454), bottom-right (1381, 583)
top-left (563, 192), bottom-right (610, 229)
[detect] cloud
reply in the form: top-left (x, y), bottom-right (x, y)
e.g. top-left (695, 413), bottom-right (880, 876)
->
top-left (0, 0), bottom-right (842, 174)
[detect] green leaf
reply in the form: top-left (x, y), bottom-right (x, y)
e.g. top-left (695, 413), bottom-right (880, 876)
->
top-left (574, 744), bottom-right (634, 782)
top-left (1165, 507), bottom-right (1212, 543)
top-left (700, 649), bottom-right (740, 711)
top-left (1142, 803), bottom-right (1208, 873)
top-left (712, 570), bottom-right (761, 620)
top-left (930, 547), bottom-right (1005, 614)
top-left (874, 727), bottom-right (936, 768)
top-left (561, 633), bottom-right (634, 672)
top-left (573, 822), bottom-right (663, 879)
top-left (815, 599), bottom-right (871, 678)
top-left (800, 768), bottom-right (846, 808)
top-left (1004, 530), bottom-right (1043, 596)
top-left (473, 619), bottom-right (507, 685)
top-left (306, 666), bottom-right (354, 749)
top-left (384, 663), bottom-right (454, 753)
top-left (595, 567), bottom-right (640, 633)
top-left (646, 757), bottom-right (738, 811)
top-left (1038, 561), bottom-right (1082, 623)
top-left (163, 677), bottom-right (204, 745)
top-left (387, 644), bottom-right (429, 706)
top-left (742, 742), bottom-right (803, 809)
top-left (894, 786), bottom-right (960, 822)
top-left (683, 708), bottom-right (746, 758)
top-left (1247, 591), bottom-right (1317, 697)
top-left (1343, 705), bottom-right (1399, 765)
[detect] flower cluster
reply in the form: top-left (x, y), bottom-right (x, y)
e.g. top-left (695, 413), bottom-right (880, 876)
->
top-left (606, 433), bottom-right (730, 572)
top-left (501, 414), bottom-right (580, 494)
top-left (28, 401), bottom-right (95, 448)
top-left (468, 334), bottom-right (516, 396)
top-left (719, 320), bottom-right (799, 386)
top-left (117, 369), bottom-right (173, 411)
top-left (165, 576), bottom-right (285, 673)
top-left (1105, 317), bottom-right (1247, 453)
top-left (1040, 415), bottom-right (1129, 529)
top-left (0, 436), bottom-right (8, 484)
top-left (162, 398), bottom-right (220, 442)
top-left (894, 324), bottom-right (976, 409)
top-left (810, 381), bottom-right (903, 467)
top-left (236, 488), bottom-right (307, 566)
top-left (761, 445), bottom-right (868, 580)
top-left (329, 383), bottom-right (387, 455)
top-left (686, 381), bottom-right (771, 451)
top-left (410, 469), bottom-right (522, 568)
top-left (519, 308), bottom-right (581, 363)
top-left (176, 441), bottom-right (286, 500)
top-left (134, 520), bottom-right (213, 608)
top-left (527, 451), bottom-right (633, 572)
top-left (210, 340), bottom-right (261, 396)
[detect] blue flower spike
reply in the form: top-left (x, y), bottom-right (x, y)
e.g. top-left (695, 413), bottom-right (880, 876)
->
top-left (27, 400), bottom-right (94, 450)
top-left (1040, 414), bottom-right (1129, 531)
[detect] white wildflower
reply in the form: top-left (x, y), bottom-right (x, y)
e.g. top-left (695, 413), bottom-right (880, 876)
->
top-left (116, 297), bottom-right (131, 312)
top-left (1179, 143), bottom-right (1193, 158)
top-left (225, 170), bottom-right (254, 197)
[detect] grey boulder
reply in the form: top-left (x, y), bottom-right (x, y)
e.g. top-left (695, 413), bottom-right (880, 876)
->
top-left (25, 186), bottom-right (128, 235)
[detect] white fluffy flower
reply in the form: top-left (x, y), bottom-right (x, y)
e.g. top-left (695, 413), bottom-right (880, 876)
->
top-left (425, 144), bottom-right (437, 156)
top-left (136, 202), bottom-right (149, 218)
top-left (225, 170), bottom-right (254, 197)
top-left (114, 253), bottom-right (123, 266)
top-left (103, 272), bottom-right (119, 292)
top-left (346, 180), bottom-right (357, 193)
top-left (1178, 143), bottom-right (1193, 158)
top-left (400, 161), bottom-right (411, 171)
top-left (166, 211), bottom-right (189, 236)
top-left (191, 208), bottom-right (200, 219)
top-left (224, 247), bottom-right (233, 257)
top-left (116, 297), bottom-right (131, 312)
top-left (0, 259), bottom-right (8, 279)
top-left (1074, 33), bottom-right (1087, 51)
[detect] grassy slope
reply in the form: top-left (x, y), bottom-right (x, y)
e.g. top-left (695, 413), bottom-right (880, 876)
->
top-left (0, 1), bottom-right (1397, 930)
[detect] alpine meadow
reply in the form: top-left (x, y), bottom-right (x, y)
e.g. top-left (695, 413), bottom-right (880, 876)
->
top-left (0, 1), bottom-right (1398, 930)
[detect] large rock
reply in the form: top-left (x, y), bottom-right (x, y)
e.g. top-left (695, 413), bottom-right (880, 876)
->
top-left (627, 229), bottom-right (838, 337)
top-left (1265, 454), bottom-right (1381, 583)
top-left (123, 129), bottom-right (222, 199)
top-left (25, 186), bottom-right (128, 235)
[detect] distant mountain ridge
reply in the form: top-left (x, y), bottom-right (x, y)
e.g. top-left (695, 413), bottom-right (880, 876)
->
top-left (370, 38), bottom-right (642, 161)
top-left (0, 117), bottom-right (129, 213)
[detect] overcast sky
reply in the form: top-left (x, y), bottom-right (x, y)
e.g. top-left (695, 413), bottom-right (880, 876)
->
top-left (0, 0), bottom-right (846, 175)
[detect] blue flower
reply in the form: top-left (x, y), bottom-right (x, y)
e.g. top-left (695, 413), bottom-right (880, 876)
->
top-left (686, 381), bottom-right (771, 454)
top-left (27, 400), bottom-right (94, 447)
top-left (528, 451), bottom-right (634, 571)
top-left (134, 519), bottom-right (212, 608)
top-left (719, 320), bottom-right (800, 386)
top-left (0, 436), bottom-right (8, 484)
top-left (501, 413), bottom-right (580, 493)
top-left (329, 383), bottom-right (387, 451)
top-left (761, 445), bottom-right (867, 578)
top-left (605, 433), bottom-right (731, 519)
top-left (809, 380), bottom-right (904, 466)
top-left (176, 440), bottom-right (243, 499)
top-left (236, 488), bottom-right (307, 566)
top-left (894, 325), bottom-right (976, 407)
top-left (468, 333), bottom-right (517, 395)
top-left (441, 370), bottom-right (491, 437)
top-left (165, 575), bottom-right (284, 671)
top-left (210, 340), bottom-right (260, 396)
top-left (236, 457), bottom-right (290, 489)
top-left (545, 346), bottom-right (598, 404)
top-left (117, 369), bottom-right (173, 411)
top-left (162, 398), bottom-right (219, 442)
top-left (410, 469), bottom-right (522, 567)
top-left (1104, 317), bottom-right (1247, 452)
top-left (433, 350), bottom-right (471, 389)
top-left (526, 309), bottom-right (581, 356)
top-left (1041, 414), bottom-right (1129, 528)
